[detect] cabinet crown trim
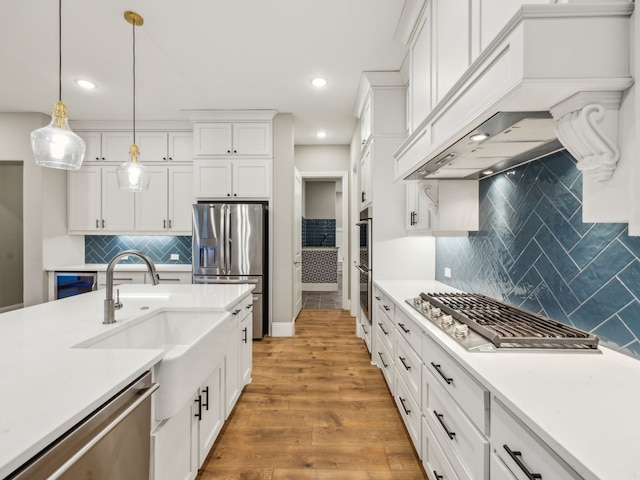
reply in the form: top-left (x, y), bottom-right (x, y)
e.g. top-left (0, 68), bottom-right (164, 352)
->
top-left (182, 110), bottom-right (278, 122)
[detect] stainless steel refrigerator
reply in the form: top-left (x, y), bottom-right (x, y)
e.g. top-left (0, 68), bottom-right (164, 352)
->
top-left (192, 202), bottom-right (268, 339)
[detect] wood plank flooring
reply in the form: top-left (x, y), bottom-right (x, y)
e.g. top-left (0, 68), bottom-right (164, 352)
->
top-left (196, 309), bottom-right (428, 480)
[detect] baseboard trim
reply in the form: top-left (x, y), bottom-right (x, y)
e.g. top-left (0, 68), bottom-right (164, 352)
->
top-left (271, 321), bottom-right (295, 337)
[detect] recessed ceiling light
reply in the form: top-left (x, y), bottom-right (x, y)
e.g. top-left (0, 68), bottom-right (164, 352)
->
top-left (311, 77), bottom-right (327, 88)
top-left (470, 133), bottom-right (489, 142)
top-left (76, 79), bottom-right (96, 89)
top-left (482, 170), bottom-right (494, 175)
top-left (316, 131), bottom-right (327, 139)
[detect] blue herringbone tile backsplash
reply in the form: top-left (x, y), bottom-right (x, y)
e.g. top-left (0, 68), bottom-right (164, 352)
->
top-left (86, 236), bottom-right (192, 264)
top-left (302, 218), bottom-right (336, 247)
top-left (436, 151), bottom-right (640, 359)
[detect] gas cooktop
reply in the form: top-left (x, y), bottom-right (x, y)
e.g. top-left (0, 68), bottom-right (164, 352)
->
top-left (407, 292), bottom-right (600, 353)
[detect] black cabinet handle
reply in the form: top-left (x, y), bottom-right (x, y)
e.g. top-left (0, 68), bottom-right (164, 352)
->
top-left (232, 308), bottom-right (241, 315)
top-left (361, 191), bottom-right (366, 202)
top-left (169, 157), bottom-right (173, 161)
top-left (398, 323), bottom-right (410, 334)
top-left (399, 397), bottom-right (411, 415)
top-left (169, 219), bottom-right (172, 229)
top-left (432, 470), bottom-right (443, 480)
top-left (383, 305), bottom-right (390, 311)
top-left (194, 395), bottom-right (202, 420)
top-left (242, 327), bottom-right (248, 343)
top-left (163, 156), bottom-right (167, 161)
top-left (202, 386), bottom-right (209, 410)
top-left (246, 303), bottom-right (253, 309)
top-left (434, 410), bottom-right (455, 440)
top-left (227, 193), bottom-right (231, 197)
top-left (95, 219), bottom-right (99, 229)
top-left (234, 193), bottom-right (237, 196)
top-left (361, 324), bottom-right (368, 335)
top-left (378, 323), bottom-right (389, 336)
top-left (227, 149), bottom-right (231, 154)
top-left (504, 445), bottom-right (542, 479)
top-left (378, 351), bottom-right (388, 368)
top-left (431, 362), bottom-right (453, 384)
top-left (375, 296), bottom-right (381, 301)
top-left (399, 356), bottom-right (411, 371)
top-left (163, 219), bottom-right (166, 229)
top-left (233, 150), bottom-right (237, 153)
top-left (101, 219), bottom-right (105, 228)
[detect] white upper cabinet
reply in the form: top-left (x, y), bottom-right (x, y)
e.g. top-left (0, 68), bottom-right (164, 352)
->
top-left (409, 6), bottom-right (431, 134)
top-left (360, 94), bottom-right (372, 150)
top-left (193, 122), bottom-right (272, 157)
top-left (78, 131), bottom-right (133, 163)
top-left (137, 131), bottom-right (193, 163)
top-left (193, 159), bottom-right (271, 200)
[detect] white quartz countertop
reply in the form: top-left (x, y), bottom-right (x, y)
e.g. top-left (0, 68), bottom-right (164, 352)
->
top-left (375, 279), bottom-right (640, 480)
top-left (0, 283), bottom-right (252, 478)
top-left (46, 263), bottom-right (192, 272)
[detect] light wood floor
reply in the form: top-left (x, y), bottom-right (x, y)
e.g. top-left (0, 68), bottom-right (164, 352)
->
top-left (196, 309), bottom-right (428, 480)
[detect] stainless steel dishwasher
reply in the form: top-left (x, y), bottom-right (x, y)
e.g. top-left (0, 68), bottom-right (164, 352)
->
top-left (7, 372), bottom-right (158, 480)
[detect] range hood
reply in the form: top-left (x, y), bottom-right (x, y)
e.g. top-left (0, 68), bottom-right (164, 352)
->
top-left (404, 112), bottom-right (564, 180)
top-left (395, 2), bottom-right (634, 184)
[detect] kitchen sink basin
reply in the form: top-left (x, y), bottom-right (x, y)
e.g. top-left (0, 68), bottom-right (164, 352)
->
top-left (77, 309), bottom-right (231, 420)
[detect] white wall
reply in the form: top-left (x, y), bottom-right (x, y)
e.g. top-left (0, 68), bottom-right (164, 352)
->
top-left (304, 181), bottom-right (336, 219)
top-left (271, 113), bottom-right (296, 335)
top-left (295, 145), bottom-right (350, 172)
top-left (0, 113), bottom-right (84, 306)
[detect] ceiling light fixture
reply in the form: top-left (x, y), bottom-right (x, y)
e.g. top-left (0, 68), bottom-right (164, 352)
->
top-left (117, 11), bottom-right (150, 192)
top-left (317, 131), bottom-right (328, 139)
top-left (76, 79), bottom-right (96, 89)
top-left (30, 0), bottom-right (85, 170)
top-left (470, 133), bottom-right (490, 142)
top-left (482, 170), bottom-right (494, 176)
top-left (311, 77), bottom-right (327, 88)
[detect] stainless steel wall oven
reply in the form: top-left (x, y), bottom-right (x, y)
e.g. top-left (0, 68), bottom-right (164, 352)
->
top-left (356, 208), bottom-right (372, 323)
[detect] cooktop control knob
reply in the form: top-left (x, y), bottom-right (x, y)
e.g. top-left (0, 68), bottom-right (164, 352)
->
top-left (441, 314), bottom-right (454, 327)
top-left (454, 324), bottom-right (470, 338)
top-left (413, 297), bottom-right (422, 306)
top-left (431, 307), bottom-right (442, 317)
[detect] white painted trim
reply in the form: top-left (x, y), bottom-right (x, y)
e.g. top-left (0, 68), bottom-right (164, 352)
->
top-left (182, 109), bottom-right (278, 122)
top-left (302, 283), bottom-right (338, 292)
top-left (0, 303), bottom-right (23, 313)
top-left (299, 171), bottom-right (350, 310)
top-left (271, 321), bottom-right (295, 337)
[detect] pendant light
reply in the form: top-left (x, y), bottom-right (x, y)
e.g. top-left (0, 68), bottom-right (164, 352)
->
top-left (30, 0), bottom-right (86, 170)
top-left (116, 11), bottom-right (150, 192)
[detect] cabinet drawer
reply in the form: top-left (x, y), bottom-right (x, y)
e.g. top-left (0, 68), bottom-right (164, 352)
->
top-left (490, 452), bottom-right (518, 480)
top-left (395, 334), bottom-right (422, 404)
top-left (396, 307), bottom-right (422, 357)
top-left (374, 331), bottom-right (394, 393)
top-left (422, 417), bottom-right (461, 480)
top-left (491, 398), bottom-right (582, 480)
top-left (394, 369), bottom-right (421, 455)
top-left (156, 271), bottom-right (192, 284)
top-left (425, 366), bottom-right (489, 480)
top-left (97, 271), bottom-right (147, 288)
top-left (423, 333), bottom-right (488, 433)
top-left (241, 294), bottom-right (254, 319)
top-left (373, 288), bottom-right (394, 323)
top-left (375, 304), bottom-right (394, 353)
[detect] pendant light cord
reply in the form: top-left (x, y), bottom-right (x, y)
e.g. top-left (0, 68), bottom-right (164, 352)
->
top-left (132, 18), bottom-right (136, 144)
top-left (58, 0), bottom-right (62, 102)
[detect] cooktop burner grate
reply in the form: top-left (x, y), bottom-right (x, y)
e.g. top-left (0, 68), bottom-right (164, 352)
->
top-left (421, 292), bottom-right (599, 350)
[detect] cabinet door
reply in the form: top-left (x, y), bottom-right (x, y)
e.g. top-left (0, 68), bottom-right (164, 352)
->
top-left (241, 309), bottom-right (253, 386)
top-left (137, 132), bottom-right (169, 163)
top-left (197, 361), bottom-right (225, 467)
top-left (233, 159), bottom-right (271, 198)
top-left (136, 167), bottom-right (168, 233)
top-left (225, 308), bottom-right (242, 417)
top-left (101, 132), bottom-right (134, 163)
top-left (232, 123), bottom-right (272, 156)
top-left (407, 181), bottom-right (437, 232)
top-left (410, 6), bottom-right (432, 132)
top-left (169, 132), bottom-right (194, 162)
top-left (193, 123), bottom-right (232, 156)
top-left (169, 166), bottom-right (194, 233)
top-left (194, 160), bottom-right (233, 198)
top-left (360, 95), bottom-right (372, 149)
top-left (101, 167), bottom-right (135, 232)
top-left (68, 167), bottom-right (101, 232)
top-left (434, 0), bottom-right (470, 104)
top-left (360, 145), bottom-right (372, 207)
top-left (77, 132), bottom-right (103, 162)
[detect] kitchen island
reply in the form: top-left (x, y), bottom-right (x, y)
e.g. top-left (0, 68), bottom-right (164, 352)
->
top-left (374, 280), bottom-right (640, 480)
top-left (0, 283), bottom-right (253, 478)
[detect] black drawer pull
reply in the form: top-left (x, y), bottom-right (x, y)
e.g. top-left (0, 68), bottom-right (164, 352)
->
top-left (194, 395), bottom-right (202, 420)
top-left (375, 296), bottom-right (381, 301)
top-left (383, 304), bottom-right (390, 311)
top-left (399, 356), bottom-right (411, 371)
top-left (504, 445), bottom-right (542, 479)
top-left (434, 410), bottom-right (455, 440)
top-left (378, 323), bottom-right (389, 336)
top-left (399, 396), bottom-right (411, 415)
top-left (202, 386), bottom-right (209, 410)
top-left (431, 362), bottom-right (453, 384)
top-left (378, 351), bottom-right (388, 368)
top-left (432, 470), bottom-right (443, 480)
top-left (398, 323), bottom-right (410, 334)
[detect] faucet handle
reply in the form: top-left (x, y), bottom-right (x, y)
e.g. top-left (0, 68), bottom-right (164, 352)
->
top-left (114, 288), bottom-right (123, 311)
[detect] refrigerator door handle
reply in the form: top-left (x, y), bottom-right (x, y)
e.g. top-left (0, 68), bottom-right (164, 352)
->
top-left (223, 204), bottom-right (230, 275)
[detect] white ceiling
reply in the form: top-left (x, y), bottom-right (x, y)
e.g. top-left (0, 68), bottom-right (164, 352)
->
top-left (0, 0), bottom-right (409, 145)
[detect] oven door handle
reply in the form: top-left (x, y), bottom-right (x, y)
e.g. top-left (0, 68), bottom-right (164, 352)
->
top-left (356, 264), bottom-right (370, 274)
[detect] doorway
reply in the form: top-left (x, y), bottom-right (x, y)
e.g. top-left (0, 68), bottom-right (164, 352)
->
top-left (297, 172), bottom-right (348, 310)
top-left (0, 162), bottom-right (24, 312)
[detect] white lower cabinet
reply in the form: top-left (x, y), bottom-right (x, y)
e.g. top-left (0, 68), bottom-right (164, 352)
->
top-left (195, 362), bottom-right (225, 467)
top-left (225, 295), bottom-right (253, 416)
top-left (422, 417), bottom-right (460, 480)
top-left (490, 452), bottom-right (518, 480)
top-left (394, 369), bottom-right (422, 453)
top-left (96, 271), bottom-right (148, 289)
top-left (240, 303), bottom-right (253, 387)
top-left (491, 398), bottom-right (583, 480)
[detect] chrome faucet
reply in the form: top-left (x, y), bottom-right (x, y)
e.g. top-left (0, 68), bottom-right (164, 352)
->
top-left (103, 250), bottom-right (159, 324)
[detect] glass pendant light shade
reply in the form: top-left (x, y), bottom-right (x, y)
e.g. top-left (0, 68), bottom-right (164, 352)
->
top-left (117, 143), bottom-right (150, 192)
top-left (31, 101), bottom-right (86, 170)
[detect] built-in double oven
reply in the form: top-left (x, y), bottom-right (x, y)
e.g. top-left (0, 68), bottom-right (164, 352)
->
top-left (356, 208), bottom-right (372, 323)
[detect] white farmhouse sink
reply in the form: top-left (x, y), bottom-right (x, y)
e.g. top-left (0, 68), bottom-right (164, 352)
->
top-left (77, 309), bottom-right (231, 420)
